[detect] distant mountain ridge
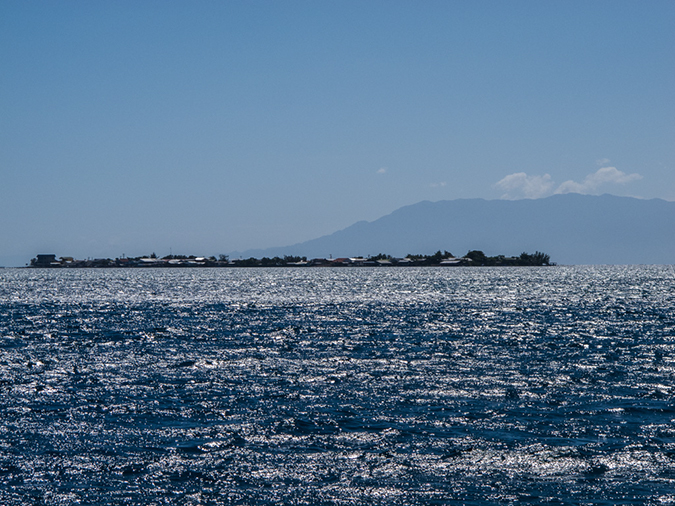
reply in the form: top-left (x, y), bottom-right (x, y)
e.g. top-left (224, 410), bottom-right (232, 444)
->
top-left (236, 194), bottom-right (675, 265)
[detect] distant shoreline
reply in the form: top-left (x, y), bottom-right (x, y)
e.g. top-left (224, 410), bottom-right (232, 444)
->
top-left (28, 251), bottom-right (554, 268)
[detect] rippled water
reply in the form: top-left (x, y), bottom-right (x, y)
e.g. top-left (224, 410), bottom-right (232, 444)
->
top-left (1, 266), bottom-right (674, 505)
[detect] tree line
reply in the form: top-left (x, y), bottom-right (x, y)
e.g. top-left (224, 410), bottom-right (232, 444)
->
top-left (29, 250), bottom-right (554, 268)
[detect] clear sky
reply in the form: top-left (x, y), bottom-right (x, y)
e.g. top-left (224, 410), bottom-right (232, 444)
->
top-left (1, 1), bottom-right (673, 266)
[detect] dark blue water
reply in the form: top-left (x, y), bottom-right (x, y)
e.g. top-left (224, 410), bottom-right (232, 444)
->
top-left (1, 266), bottom-right (674, 505)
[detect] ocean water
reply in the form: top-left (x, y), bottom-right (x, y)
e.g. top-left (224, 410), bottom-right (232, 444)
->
top-left (0, 265), bottom-right (674, 505)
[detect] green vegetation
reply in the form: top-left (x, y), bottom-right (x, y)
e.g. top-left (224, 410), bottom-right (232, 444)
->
top-left (405, 250), bottom-right (455, 265)
top-left (368, 253), bottom-right (393, 261)
top-left (463, 250), bottom-right (552, 266)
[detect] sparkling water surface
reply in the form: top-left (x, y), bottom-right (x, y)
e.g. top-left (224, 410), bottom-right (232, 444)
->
top-left (1, 266), bottom-right (674, 505)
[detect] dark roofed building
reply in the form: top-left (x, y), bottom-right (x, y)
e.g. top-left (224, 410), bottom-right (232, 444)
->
top-left (32, 254), bottom-right (57, 267)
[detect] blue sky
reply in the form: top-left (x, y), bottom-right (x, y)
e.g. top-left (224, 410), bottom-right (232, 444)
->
top-left (1, 1), bottom-right (673, 265)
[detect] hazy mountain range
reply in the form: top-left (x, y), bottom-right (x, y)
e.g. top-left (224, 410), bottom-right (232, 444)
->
top-left (236, 194), bottom-right (674, 265)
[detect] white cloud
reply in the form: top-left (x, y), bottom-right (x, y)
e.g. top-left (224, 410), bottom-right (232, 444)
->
top-left (430, 181), bottom-right (447, 188)
top-left (495, 172), bottom-right (554, 199)
top-left (496, 166), bottom-right (643, 199)
top-left (555, 167), bottom-right (642, 195)
top-left (377, 168), bottom-right (387, 174)
top-left (596, 158), bottom-right (611, 166)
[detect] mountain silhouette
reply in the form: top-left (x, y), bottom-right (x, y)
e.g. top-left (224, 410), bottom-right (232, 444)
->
top-left (236, 194), bottom-right (674, 265)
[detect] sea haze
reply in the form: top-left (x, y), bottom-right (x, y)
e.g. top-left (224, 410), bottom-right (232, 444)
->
top-left (237, 194), bottom-right (675, 265)
top-left (1, 266), bottom-right (674, 505)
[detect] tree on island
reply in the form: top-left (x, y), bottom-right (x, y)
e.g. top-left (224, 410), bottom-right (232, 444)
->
top-left (368, 253), bottom-right (393, 261)
top-left (519, 251), bottom-right (551, 266)
top-left (463, 250), bottom-right (552, 266)
top-left (405, 250), bottom-right (455, 265)
top-left (464, 250), bottom-right (488, 265)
